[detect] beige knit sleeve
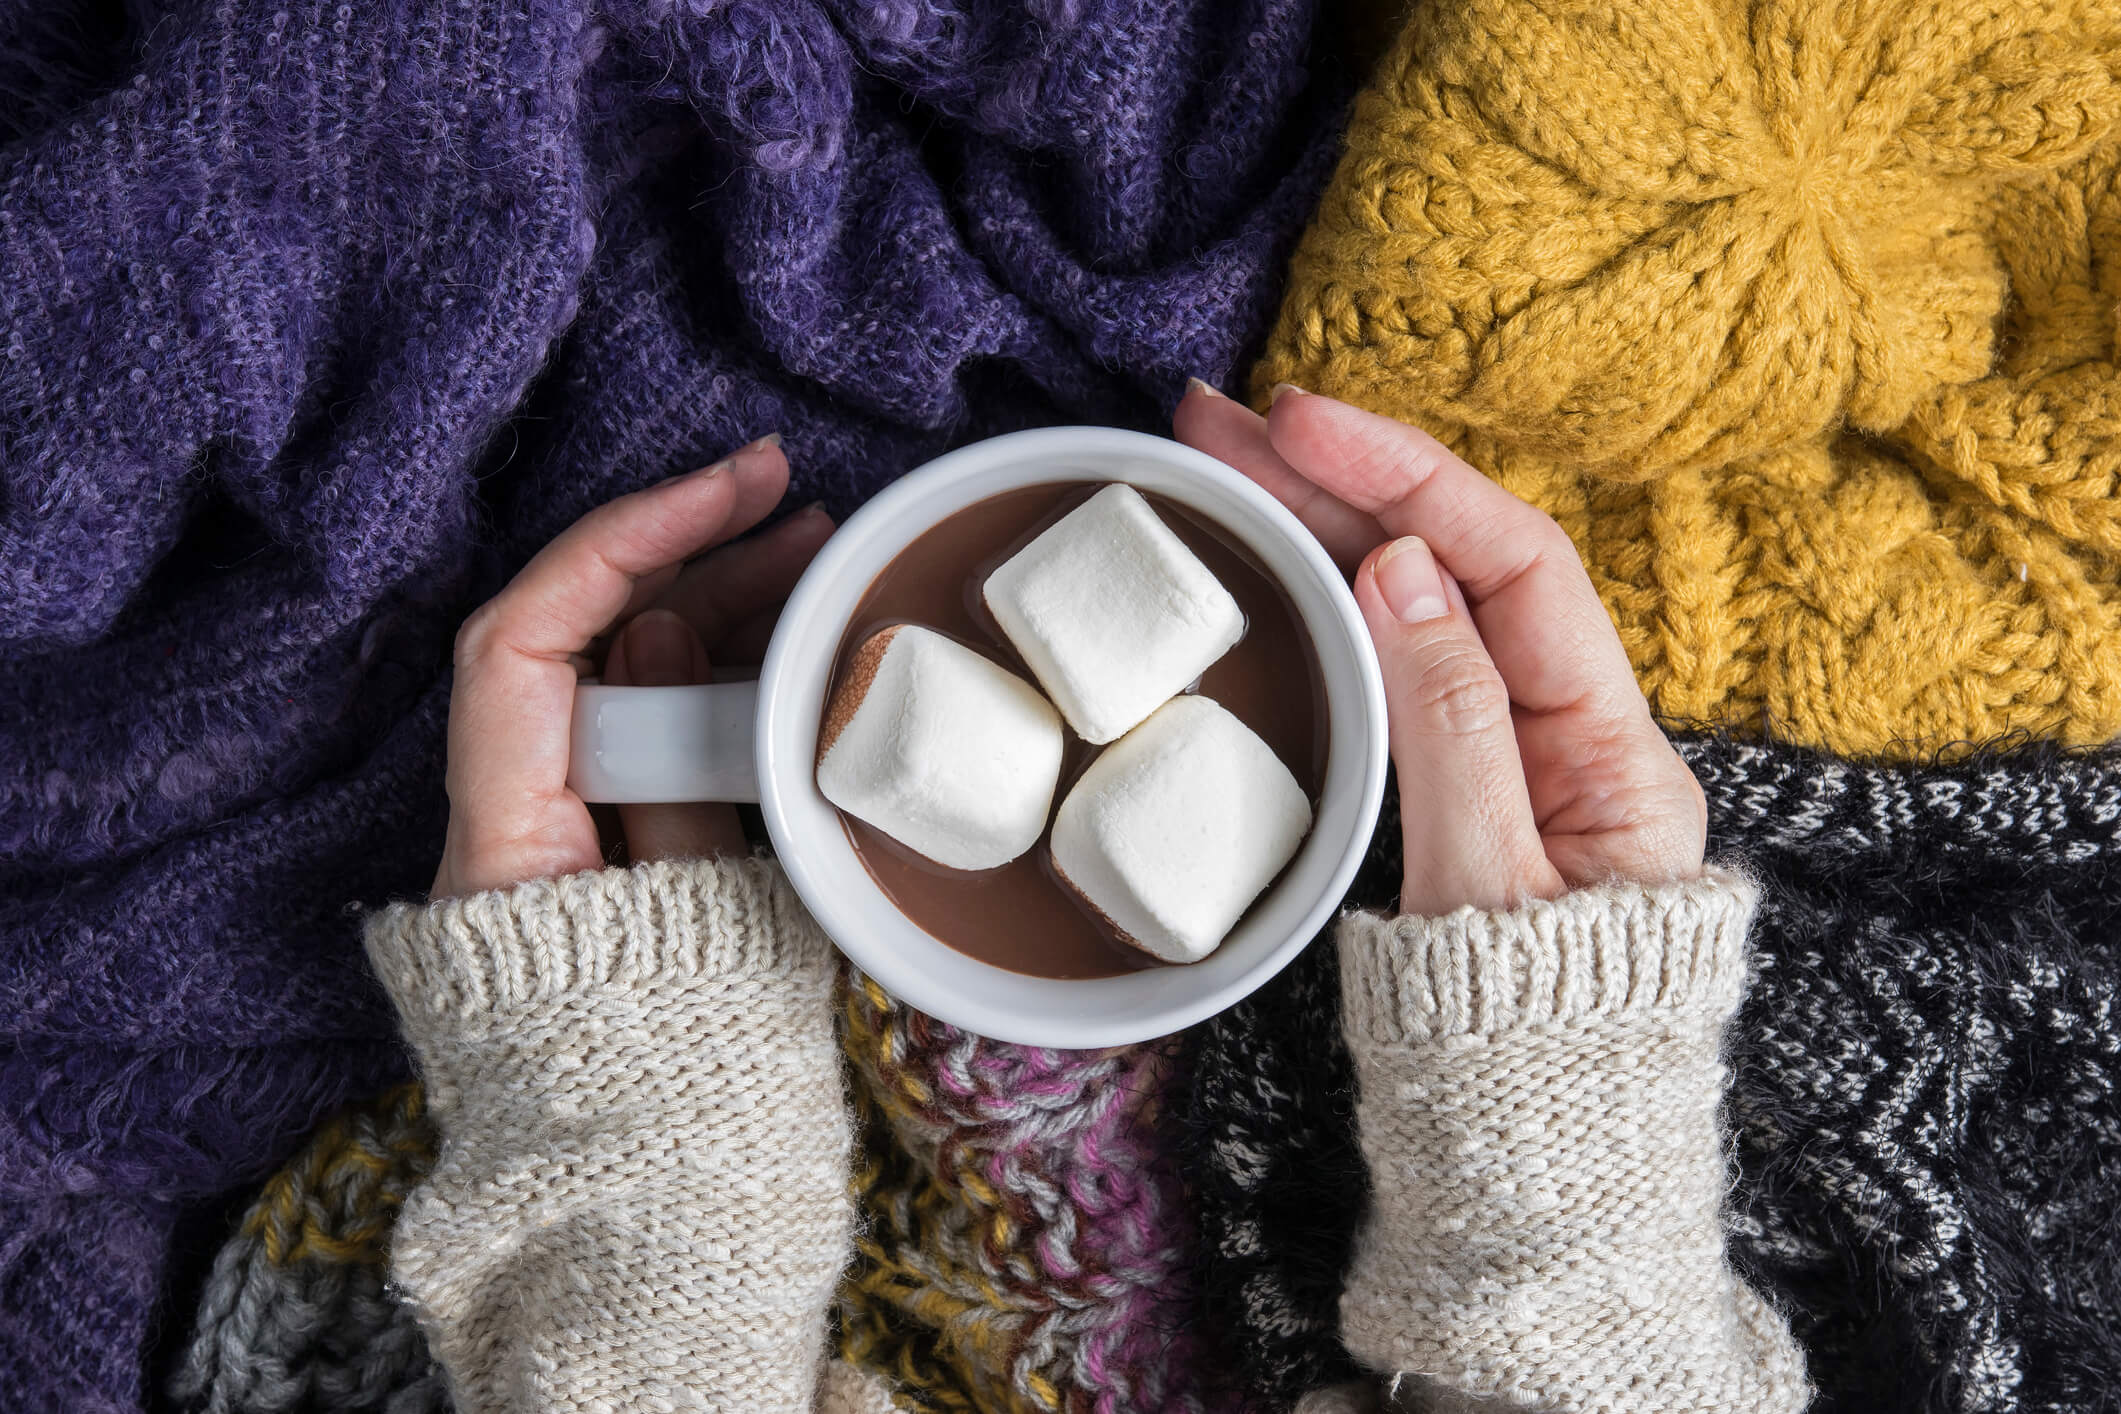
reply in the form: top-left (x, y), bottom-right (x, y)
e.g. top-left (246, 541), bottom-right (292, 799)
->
top-left (1334, 870), bottom-right (1810, 1414)
top-left (363, 855), bottom-right (859, 1414)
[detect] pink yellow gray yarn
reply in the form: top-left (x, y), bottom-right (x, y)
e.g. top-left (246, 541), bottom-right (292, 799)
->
top-left (177, 982), bottom-right (1237, 1414)
top-left (835, 970), bottom-right (1236, 1414)
top-left (173, 1086), bottom-right (446, 1413)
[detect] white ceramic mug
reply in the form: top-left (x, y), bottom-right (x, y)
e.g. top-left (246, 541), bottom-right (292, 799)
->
top-left (567, 426), bottom-right (1388, 1047)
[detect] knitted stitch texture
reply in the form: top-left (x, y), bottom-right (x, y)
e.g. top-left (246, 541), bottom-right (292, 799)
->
top-left (1337, 874), bottom-right (1808, 1412)
top-left (1179, 736), bottom-right (2121, 1414)
top-left (1253, 0), bottom-right (2121, 757)
top-left (180, 868), bottom-right (1812, 1414)
top-left (363, 855), bottom-right (853, 1412)
top-left (174, 1078), bottom-right (912, 1414)
top-left (835, 974), bottom-right (1235, 1414)
top-left (0, 4), bottom-right (1350, 1407)
top-left (173, 1086), bottom-right (447, 1414)
top-left (179, 937), bottom-right (1239, 1413)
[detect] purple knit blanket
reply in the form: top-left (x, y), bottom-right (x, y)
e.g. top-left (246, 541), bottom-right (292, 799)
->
top-left (0, 3), bottom-right (1344, 1406)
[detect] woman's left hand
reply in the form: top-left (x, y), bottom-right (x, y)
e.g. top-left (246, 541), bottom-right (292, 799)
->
top-left (431, 437), bottom-right (833, 900)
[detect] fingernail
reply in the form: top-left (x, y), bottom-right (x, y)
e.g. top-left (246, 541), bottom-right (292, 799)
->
top-left (655, 458), bottom-right (728, 488)
top-left (1186, 376), bottom-right (1225, 399)
top-left (1269, 381), bottom-right (1308, 405)
top-left (654, 432), bottom-right (780, 487)
top-left (1373, 537), bottom-right (1450, 623)
top-left (621, 610), bottom-right (700, 687)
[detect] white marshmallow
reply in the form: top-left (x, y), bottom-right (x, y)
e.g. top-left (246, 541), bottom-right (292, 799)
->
top-left (817, 625), bottom-right (1064, 871)
top-left (982, 483), bottom-right (1244, 744)
top-left (1050, 695), bottom-right (1312, 963)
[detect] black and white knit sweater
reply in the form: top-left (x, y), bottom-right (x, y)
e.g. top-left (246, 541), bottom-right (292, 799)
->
top-left (1176, 736), bottom-right (2121, 1414)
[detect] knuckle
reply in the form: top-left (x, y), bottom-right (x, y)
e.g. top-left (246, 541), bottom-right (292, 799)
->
top-left (1497, 499), bottom-right (1582, 574)
top-left (1562, 726), bottom-right (1706, 834)
top-left (452, 600), bottom-right (508, 672)
top-left (1298, 394), bottom-right (1447, 491)
top-left (1574, 711), bottom-right (1663, 785)
top-left (595, 523), bottom-right (660, 578)
top-left (1600, 764), bottom-right (1710, 882)
top-left (1368, 427), bottom-right (1454, 493)
top-left (1639, 741), bottom-right (1710, 845)
top-left (1680, 762), bottom-right (1709, 833)
top-left (1406, 643), bottom-right (1513, 738)
top-left (1623, 810), bottom-right (1707, 883)
top-left (1526, 508), bottom-right (1578, 562)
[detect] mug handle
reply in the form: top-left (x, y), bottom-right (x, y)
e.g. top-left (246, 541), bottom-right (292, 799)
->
top-left (566, 681), bottom-right (761, 804)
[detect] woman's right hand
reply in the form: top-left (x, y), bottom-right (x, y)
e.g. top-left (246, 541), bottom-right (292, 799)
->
top-left (1176, 383), bottom-right (1705, 916)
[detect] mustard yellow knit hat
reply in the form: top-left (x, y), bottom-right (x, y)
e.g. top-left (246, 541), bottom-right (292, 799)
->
top-left (1255, 0), bottom-right (2121, 757)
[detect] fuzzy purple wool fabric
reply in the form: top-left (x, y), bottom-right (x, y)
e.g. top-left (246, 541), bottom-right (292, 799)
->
top-left (0, 4), bottom-right (1348, 1408)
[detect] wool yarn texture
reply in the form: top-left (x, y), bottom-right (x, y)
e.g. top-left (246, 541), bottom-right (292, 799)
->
top-left (835, 973), bottom-right (1237, 1414)
top-left (1254, 0), bottom-right (2121, 757)
top-left (1337, 874), bottom-right (1809, 1412)
top-left (0, 3), bottom-right (1351, 1408)
top-left (363, 855), bottom-right (858, 1412)
top-left (1178, 736), bottom-right (2121, 1414)
top-left (173, 1087), bottom-right (448, 1414)
top-left (199, 975), bottom-right (1242, 1413)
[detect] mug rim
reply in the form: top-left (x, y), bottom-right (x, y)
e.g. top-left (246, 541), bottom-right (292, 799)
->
top-left (758, 426), bottom-right (1388, 1046)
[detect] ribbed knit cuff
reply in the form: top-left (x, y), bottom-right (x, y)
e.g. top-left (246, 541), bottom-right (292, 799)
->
top-left (1332, 867), bottom-right (1807, 1411)
top-left (364, 854), bottom-right (833, 1026)
top-left (1336, 868), bottom-right (1758, 1048)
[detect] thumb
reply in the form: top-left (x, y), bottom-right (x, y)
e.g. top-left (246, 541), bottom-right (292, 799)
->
top-left (1356, 537), bottom-right (1562, 915)
top-left (604, 610), bottom-right (750, 864)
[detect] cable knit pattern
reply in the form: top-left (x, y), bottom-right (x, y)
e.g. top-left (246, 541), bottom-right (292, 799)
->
top-left (1252, 0), bottom-right (2121, 756)
top-left (362, 856), bottom-right (853, 1413)
top-left (1336, 874), bottom-right (1809, 1413)
top-left (0, 5), bottom-right (1350, 1403)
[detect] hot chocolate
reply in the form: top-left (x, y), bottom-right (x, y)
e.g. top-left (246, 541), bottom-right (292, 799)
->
top-left (824, 482), bottom-right (1327, 979)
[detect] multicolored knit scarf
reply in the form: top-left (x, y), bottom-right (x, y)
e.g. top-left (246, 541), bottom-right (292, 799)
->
top-left (835, 973), bottom-right (1237, 1414)
top-left (174, 1086), bottom-right (445, 1414)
